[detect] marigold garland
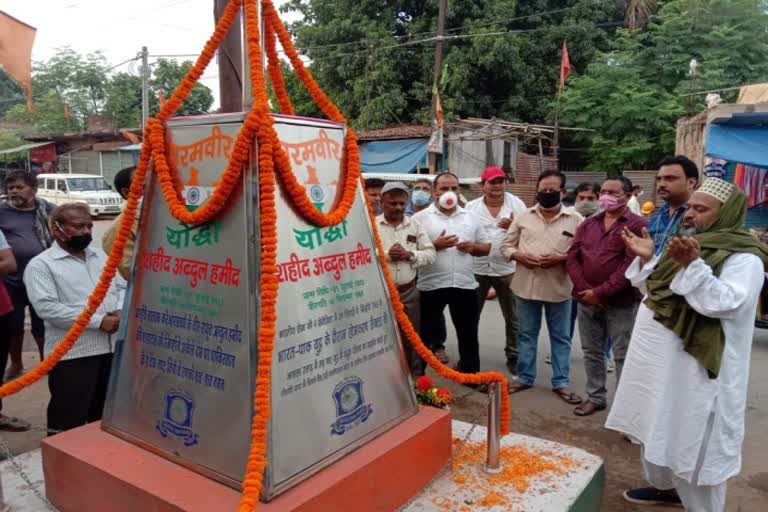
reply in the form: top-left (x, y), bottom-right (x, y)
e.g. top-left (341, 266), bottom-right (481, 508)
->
top-left (0, 4), bottom-right (512, 512)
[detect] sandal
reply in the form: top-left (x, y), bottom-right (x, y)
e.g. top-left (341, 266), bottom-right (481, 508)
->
top-left (573, 402), bottom-right (606, 416)
top-left (508, 381), bottom-right (532, 394)
top-left (553, 387), bottom-right (583, 405)
top-left (0, 415), bottom-right (31, 432)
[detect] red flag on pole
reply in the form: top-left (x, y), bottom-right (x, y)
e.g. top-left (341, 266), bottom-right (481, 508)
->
top-left (559, 40), bottom-right (571, 90)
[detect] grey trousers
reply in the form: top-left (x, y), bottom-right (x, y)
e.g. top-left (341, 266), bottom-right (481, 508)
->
top-left (398, 284), bottom-right (425, 376)
top-left (475, 273), bottom-right (518, 362)
top-left (577, 302), bottom-right (638, 407)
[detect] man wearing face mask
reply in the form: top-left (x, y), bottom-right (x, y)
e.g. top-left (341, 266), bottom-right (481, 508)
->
top-left (24, 203), bottom-right (126, 435)
top-left (413, 173), bottom-right (491, 378)
top-left (465, 167), bottom-right (526, 374)
top-left (500, 170), bottom-right (583, 404)
top-left (566, 177), bottom-right (647, 417)
top-left (0, 170), bottom-right (54, 380)
top-left (407, 178), bottom-right (433, 216)
top-left (573, 182), bottom-right (601, 218)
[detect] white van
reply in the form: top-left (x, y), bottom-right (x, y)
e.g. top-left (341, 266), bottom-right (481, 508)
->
top-left (36, 173), bottom-right (124, 216)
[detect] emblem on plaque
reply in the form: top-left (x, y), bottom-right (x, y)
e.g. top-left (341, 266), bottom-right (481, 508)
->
top-left (156, 390), bottom-right (200, 447)
top-left (330, 376), bottom-right (373, 436)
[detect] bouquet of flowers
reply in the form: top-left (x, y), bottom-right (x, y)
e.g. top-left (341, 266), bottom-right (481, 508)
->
top-left (414, 375), bottom-right (452, 409)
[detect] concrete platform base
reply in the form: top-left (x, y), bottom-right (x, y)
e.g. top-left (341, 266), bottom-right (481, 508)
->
top-left (2, 418), bottom-right (604, 512)
top-left (40, 406), bottom-right (451, 512)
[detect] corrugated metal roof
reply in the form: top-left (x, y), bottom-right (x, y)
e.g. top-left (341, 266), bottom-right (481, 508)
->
top-left (0, 141), bottom-right (54, 155)
top-left (357, 125), bottom-right (432, 141)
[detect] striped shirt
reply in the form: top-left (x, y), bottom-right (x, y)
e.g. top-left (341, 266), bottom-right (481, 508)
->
top-left (24, 242), bottom-right (126, 361)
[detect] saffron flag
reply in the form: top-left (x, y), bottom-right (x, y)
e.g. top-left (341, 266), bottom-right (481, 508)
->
top-left (559, 40), bottom-right (571, 90)
top-left (0, 11), bottom-right (37, 111)
top-left (63, 103), bottom-right (70, 120)
top-left (428, 85), bottom-right (444, 155)
top-left (158, 90), bottom-right (166, 106)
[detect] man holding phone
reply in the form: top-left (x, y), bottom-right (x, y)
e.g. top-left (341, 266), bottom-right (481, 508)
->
top-left (24, 203), bottom-right (125, 435)
top-left (466, 167), bottom-right (527, 374)
top-left (501, 170), bottom-right (584, 404)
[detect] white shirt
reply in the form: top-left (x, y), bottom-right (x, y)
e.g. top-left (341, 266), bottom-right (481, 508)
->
top-left (606, 253), bottom-right (763, 486)
top-left (465, 192), bottom-right (527, 276)
top-left (375, 214), bottom-right (436, 286)
top-left (24, 241), bottom-right (126, 361)
top-left (412, 204), bottom-right (483, 291)
top-left (628, 195), bottom-right (641, 215)
top-left (0, 229), bottom-right (8, 250)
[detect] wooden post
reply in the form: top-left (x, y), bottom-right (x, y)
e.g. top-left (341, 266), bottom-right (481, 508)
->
top-left (214, 0), bottom-right (243, 112)
top-left (428, 0), bottom-right (447, 174)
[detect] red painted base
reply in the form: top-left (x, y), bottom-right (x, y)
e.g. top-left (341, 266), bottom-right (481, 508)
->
top-left (42, 406), bottom-right (451, 512)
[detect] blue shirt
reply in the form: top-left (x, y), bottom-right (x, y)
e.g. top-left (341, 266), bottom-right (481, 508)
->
top-left (647, 203), bottom-right (688, 255)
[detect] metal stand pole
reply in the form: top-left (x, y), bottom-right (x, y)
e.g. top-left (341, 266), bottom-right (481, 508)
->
top-left (484, 381), bottom-right (502, 474)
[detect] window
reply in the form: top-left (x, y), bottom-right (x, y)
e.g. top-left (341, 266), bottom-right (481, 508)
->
top-left (57, 180), bottom-right (67, 192)
top-left (46, 178), bottom-right (55, 190)
top-left (66, 177), bottom-right (111, 192)
top-left (37, 177), bottom-right (45, 189)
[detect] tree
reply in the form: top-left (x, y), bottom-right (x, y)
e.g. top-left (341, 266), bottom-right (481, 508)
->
top-left (4, 47), bottom-right (109, 131)
top-left (625, 0), bottom-right (658, 30)
top-left (280, 0), bottom-right (622, 130)
top-left (560, 0), bottom-right (768, 170)
top-left (150, 59), bottom-right (214, 117)
top-left (267, 61), bottom-right (323, 118)
top-left (0, 69), bottom-right (25, 117)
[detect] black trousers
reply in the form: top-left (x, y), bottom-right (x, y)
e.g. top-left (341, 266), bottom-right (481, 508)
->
top-left (420, 288), bottom-right (481, 373)
top-left (47, 353), bottom-right (113, 435)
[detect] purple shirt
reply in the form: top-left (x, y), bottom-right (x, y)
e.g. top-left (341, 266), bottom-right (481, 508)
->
top-left (566, 209), bottom-right (648, 306)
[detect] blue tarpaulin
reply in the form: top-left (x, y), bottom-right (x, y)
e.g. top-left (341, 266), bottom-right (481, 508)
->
top-left (706, 124), bottom-right (768, 169)
top-left (358, 138), bottom-right (428, 174)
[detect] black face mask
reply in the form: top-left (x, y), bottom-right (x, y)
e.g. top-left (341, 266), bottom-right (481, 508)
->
top-left (537, 191), bottom-right (562, 209)
top-left (64, 233), bottom-right (93, 251)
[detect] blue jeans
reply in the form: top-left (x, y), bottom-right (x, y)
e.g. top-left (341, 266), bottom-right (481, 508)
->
top-left (516, 297), bottom-right (572, 388)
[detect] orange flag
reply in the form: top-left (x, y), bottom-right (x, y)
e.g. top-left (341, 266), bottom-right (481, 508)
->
top-left (559, 40), bottom-right (571, 91)
top-left (158, 90), bottom-right (166, 106)
top-left (63, 103), bottom-right (70, 120)
top-left (0, 11), bottom-right (37, 111)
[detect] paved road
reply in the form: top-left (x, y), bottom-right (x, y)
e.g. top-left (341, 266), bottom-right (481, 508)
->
top-left (2, 218), bottom-right (767, 510)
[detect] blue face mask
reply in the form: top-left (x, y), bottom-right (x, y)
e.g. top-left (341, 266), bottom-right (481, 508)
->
top-left (412, 190), bottom-right (431, 207)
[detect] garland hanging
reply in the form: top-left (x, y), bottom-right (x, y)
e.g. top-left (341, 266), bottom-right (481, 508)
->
top-left (0, 2), bottom-right (511, 511)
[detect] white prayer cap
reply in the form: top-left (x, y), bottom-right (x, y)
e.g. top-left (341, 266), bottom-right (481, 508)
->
top-left (697, 178), bottom-right (735, 204)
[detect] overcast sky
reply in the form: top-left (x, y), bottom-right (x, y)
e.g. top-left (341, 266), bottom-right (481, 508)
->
top-left (1, 0), bottom-right (297, 109)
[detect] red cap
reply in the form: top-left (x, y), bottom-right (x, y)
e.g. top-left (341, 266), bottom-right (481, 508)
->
top-left (481, 166), bottom-right (506, 182)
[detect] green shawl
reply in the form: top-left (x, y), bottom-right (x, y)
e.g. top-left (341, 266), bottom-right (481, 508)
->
top-left (645, 189), bottom-right (768, 378)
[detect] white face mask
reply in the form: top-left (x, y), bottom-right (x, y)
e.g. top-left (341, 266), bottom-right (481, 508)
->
top-left (438, 191), bottom-right (458, 210)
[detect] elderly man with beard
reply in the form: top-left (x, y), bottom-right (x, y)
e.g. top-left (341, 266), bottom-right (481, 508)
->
top-left (0, 171), bottom-right (54, 379)
top-left (24, 203), bottom-right (126, 435)
top-left (607, 179), bottom-right (768, 510)
top-left (376, 182), bottom-right (435, 376)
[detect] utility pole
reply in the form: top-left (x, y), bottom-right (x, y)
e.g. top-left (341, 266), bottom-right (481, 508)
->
top-left (214, 0), bottom-right (243, 112)
top-left (428, 0), bottom-right (447, 174)
top-left (141, 46), bottom-right (149, 129)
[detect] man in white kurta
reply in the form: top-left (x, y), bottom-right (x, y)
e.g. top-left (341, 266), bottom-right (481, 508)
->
top-left (606, 179), bottom-right (767, 511)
